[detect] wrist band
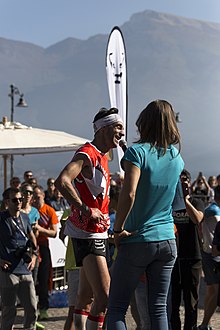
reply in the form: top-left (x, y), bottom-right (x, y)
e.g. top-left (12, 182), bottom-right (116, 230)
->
top-left (113, 229), bottom-right (124, 234)
top-left (82, 203), bottom-right (92, 217)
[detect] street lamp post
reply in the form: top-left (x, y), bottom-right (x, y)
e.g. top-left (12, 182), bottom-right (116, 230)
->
top-left (8, 84), bottom-right (28, 179)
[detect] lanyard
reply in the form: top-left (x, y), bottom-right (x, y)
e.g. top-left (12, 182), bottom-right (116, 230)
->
top-left (11, 216), bottom-right (28, 241)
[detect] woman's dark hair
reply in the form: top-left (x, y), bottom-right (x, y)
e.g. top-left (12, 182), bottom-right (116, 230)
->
top-left (20, 183), bottom-right (33, 193)
top-left (135, 100), bottom-right (181, 154)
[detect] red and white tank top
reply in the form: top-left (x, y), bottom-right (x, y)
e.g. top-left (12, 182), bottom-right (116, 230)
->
top-left (68, 142), bottom-right (110, 233)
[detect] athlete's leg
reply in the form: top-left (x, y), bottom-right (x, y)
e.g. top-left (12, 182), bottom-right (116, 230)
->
top-left (83, 254), bottom-right (110, 315)
top-left (74, 267), bottom-right (93, 330)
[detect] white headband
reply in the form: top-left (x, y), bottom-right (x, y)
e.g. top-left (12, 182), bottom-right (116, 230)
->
top-left (93, 113), bottom-right (123, 133)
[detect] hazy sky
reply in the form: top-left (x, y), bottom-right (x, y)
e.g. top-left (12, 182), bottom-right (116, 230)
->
top-left (1, 0), bottom-right (220, 47)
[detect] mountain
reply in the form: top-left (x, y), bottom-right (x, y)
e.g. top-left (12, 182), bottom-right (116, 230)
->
top-left (0, 9), bottom-right (220, 189)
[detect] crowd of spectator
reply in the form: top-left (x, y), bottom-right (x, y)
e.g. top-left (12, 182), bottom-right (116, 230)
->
top-left (0, 170), bottom-right (70, 329)
top-left (1, 168), bottom-right (220, 330)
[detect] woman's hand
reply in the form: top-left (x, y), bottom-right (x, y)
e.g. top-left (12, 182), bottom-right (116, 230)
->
top-left (114, 230), bottom-right (133, 248)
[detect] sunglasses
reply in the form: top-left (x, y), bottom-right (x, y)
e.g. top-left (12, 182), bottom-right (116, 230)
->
top-left (23, 190), bottom-right (33, 195)
top-left (11, 197), bottom-right (23, 203)
top-left (48, 182), bottom-right (55, 185)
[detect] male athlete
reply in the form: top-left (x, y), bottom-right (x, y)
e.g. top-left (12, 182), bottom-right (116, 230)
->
top-left (55, 107), bottom-right (124, 329)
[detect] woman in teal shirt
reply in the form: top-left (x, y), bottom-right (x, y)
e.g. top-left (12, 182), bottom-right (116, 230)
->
top-left (107, 100), bottom-right (184, 330)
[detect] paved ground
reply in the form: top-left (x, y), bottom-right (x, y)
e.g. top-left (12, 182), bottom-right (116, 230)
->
top-left (6, 277), bottom-right (220, 329)
top-left (12, 305), bottom-right (220, 330)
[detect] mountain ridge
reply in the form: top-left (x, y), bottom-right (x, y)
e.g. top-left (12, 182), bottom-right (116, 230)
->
top-left (0, 9), bottom-right (220, 187)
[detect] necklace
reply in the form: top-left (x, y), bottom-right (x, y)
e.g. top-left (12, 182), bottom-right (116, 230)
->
top-left (21, 205), bottom-right (31, 214)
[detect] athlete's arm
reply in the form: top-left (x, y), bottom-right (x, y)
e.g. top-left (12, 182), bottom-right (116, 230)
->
top-left (55, 153), bottom-right (104, 220)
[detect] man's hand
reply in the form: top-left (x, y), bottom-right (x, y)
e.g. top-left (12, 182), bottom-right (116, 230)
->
top-left (31, 223), bottom-right (39, 238)
top-left (181, 181), bottom-right (190, 199)
top-left (32, 222), bottom-right (41, 232)
top-left (0, 259), bottom-right (11, 271)
top-left (90, 208), bottom-right (105, 223)
top-left (27, 255), bottom-right (37, 271)
top-left (212, 245), bottom-right (220, 257)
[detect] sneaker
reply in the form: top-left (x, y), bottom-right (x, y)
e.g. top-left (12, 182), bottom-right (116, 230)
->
top-left (36, 321), bottom-right (45, 329)
top-left (38, 309), bottom-right (49, 321)
top-left (197, 325), bottom-right (213, 330)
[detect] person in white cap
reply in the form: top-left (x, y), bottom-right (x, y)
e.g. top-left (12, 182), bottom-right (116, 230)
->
top-left (55, 107), bottom-right (124, 330)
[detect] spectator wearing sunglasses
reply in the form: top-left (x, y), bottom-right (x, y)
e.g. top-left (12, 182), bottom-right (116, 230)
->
top-left (0, 187), bottom-right (38, 329)
top-left (28, 177), bottom-right (38, 188)
top-left (20, 186), bottom-right (45, 330)
top-left (23, 170), bottom-right (33, 184)
top-left (21, 184), bottom-right (40, 227)
top-left (44, 178), bottom-right (56, 206)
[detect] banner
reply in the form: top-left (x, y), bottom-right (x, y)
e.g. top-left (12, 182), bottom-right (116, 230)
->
top-left (106, 26), bottom-right (127, 172)
top-left (49, 212), bottom-right (66, 268)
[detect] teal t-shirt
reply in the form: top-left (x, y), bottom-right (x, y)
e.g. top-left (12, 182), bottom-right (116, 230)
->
top-left (28, 206), bottom-right (40, 225)
top-left (121, 143), bottom-right (184, 243)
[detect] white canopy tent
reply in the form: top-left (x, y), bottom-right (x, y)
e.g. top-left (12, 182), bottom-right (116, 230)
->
top-left (0, 120), bottom-right (88, 189)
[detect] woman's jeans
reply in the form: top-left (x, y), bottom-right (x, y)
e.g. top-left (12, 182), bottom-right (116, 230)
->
top-left (107, 239), bottom-right (177, 330)
top-left (135, 279), bottom-right (150, 330)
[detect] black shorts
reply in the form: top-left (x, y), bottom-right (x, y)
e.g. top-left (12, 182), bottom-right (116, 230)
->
top-left (71, 238), bottom-right (109, 267)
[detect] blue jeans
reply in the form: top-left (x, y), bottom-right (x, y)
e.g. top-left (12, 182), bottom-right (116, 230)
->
top-left (107, 239), bottom-right (177, 330)
top-left (135, 280), bottom-right (150, 330)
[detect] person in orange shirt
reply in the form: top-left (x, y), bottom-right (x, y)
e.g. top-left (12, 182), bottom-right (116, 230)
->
top-left (32, 185), bottom-right (58, 321)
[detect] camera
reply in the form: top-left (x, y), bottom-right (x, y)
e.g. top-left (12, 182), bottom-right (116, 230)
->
top-left (181, 180), bottom-right (189, 198)
top-left (14, 239), bottom-right (34, 264)
top-left (214, 260), bottom-right (220, 273)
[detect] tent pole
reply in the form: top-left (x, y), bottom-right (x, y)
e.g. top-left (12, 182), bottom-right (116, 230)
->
top-left (3, 155), bottom-right (7, 191)
top-left (10, 155), bottom-right (14, 179)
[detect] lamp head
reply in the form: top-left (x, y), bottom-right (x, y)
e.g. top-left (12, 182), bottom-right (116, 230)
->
top-left (16, 94), bottom-right (28, 108)
top-left (175, 112), bottom-right (182, 123)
